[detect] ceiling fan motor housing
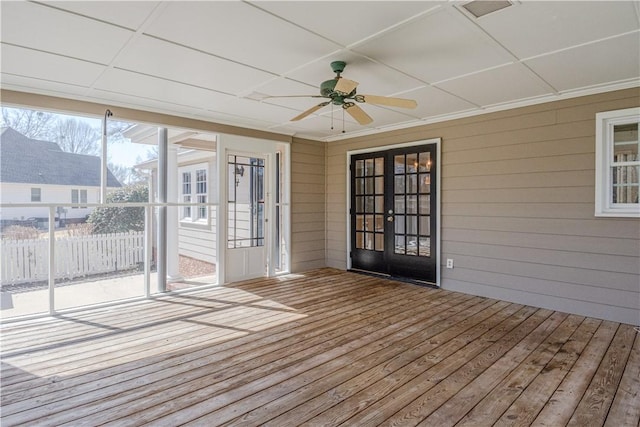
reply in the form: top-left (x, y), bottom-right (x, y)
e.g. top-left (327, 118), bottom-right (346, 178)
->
top-left (320, 78), bottom-right (356, 104)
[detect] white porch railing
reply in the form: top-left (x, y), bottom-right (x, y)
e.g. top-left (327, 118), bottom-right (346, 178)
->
top-left (1, 232), bottom-right (145, 286)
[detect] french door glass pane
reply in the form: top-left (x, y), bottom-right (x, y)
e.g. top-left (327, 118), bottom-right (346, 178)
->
top-left (395, 235), bottom-right (405, 254)
top-left (375, 157), bottom-right (384, 175)
top-left (419, 174), bottom-right (430, 193)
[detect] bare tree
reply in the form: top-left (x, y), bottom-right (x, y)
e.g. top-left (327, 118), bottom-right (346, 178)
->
top-left (1, 107), bottom-right (55, 139)
top-left (108, 162), bottom-right (146, 185)
top-left (51, 119), bottom-right (101, 155)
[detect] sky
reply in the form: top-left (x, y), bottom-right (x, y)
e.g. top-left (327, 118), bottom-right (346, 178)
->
top-left (43, 112), bottom-right (154, 168)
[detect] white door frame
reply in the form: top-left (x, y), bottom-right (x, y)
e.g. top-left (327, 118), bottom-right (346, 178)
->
top-left (216, 134), bottom-right (290, 284)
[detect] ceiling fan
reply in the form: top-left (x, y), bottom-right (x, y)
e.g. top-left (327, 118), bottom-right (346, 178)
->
top-left (267, 61), bottom-right (418, 126)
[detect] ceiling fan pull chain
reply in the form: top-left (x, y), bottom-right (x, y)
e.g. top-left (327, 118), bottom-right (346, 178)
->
top-left (330, 103), bottom-right (334, 130)
top-left (342, 107), bottom-right (345, 133)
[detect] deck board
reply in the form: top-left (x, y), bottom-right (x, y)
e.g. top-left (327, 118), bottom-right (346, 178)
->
top-left (0, 268), bottom-right (636, 427)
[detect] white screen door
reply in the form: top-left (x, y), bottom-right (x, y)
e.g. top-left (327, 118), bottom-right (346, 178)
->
top-left (225, 154), bottom-right (268, 282)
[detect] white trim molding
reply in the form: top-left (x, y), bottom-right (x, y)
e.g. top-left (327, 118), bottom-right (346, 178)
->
top-left (595, 107), bottom-right (640, 217)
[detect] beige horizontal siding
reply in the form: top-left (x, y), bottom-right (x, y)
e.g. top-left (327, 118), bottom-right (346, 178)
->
top-left (325, 87), bottom-right (640, 324)
top-left (290, 138), bottom-right (326, 273)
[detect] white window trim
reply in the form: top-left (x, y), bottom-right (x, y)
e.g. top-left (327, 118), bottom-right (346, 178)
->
top-left (595, 107), bottom-right (640, 217)
top-left (179, 162), bottom-right (210, 225)
top-left (181, 171), bottom-right (192, 221)
top-left (31, 187), bottom-right (41, 202)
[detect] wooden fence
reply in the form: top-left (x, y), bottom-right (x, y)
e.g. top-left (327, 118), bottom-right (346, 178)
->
top-left (0, 232), bottom-right (145, 286)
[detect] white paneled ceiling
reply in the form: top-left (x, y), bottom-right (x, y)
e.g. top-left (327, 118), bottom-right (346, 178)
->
top-left (1, 1), bottom-right (639, 141)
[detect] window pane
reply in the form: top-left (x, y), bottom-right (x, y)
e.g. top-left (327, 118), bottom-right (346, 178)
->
top-left (365, 177), bottom-right (375, 194)
top-left (394, 196), bottom-right (405, 214)
top-left (612, 166), bottom-right (639, 204)
top-left (365, 196), bottom-right (375, 213)
top-left (395, 215), bottom-right (405, 234)
top-left (394, 235), bottom-right (405, 254)
top-left (419, 152), bottom-right (431, 172)
top-left (375, 233), bottom-right (384, 252)
top-left (419, 195), bottom-right (430, 215)
top-left (613, 123), bottom-right (638, 162)
top-left (355, 160), bottom-right (365, 177)
top-left (375, 177), bottom-right (384, 194)
top-left (355, 196), bottom-right (364, 213)
top-left (420, 216), bottom-right (431, 236)
top-left (407, 174), bottom-right (417, 193)
top-left (355, 178), bottom-right (365, 195)
top-left (419, 174), bottom-right (430, 193)
top-left (375, 196), bottom-right (384, 213)
top-left (183, 195), bottom-right (191, 218)
top-left (182, 172), bottom-right (191, 194)
top-left (374, 215), bottom-right (384, 232)
top-left (364, 158), bottom-right (374, 176)
top-left (374, 157), bottom-right (384, 176)
top-left (355, 232), bottom-right (364, 249)
top-left (394, 175), bottom-right (405, 193)
top-left (419, 237), bottom-right (431, 257)
top-left (31, 188), bottom-right (41, 202)
top-left (364, 232), bottom-right (374, 250)
top-left (407, 236), bottom-right (418, 255)
top-left (407, 195), bottom-right (417, 214)
top-left (407, 216), bottom-right (418, 235)
top-left (364, 215), bottom-right (372, 231)
top-left (355, 214), bottom-right (364, 231)
top-left (406, 153), bottom-right (418, 173)
top-left (394, 155), bottom-right (405, 174)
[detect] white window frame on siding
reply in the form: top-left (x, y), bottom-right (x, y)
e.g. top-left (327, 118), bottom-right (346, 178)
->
top-left (71, 189), bottom-right (88, 209)
top-left (595, 107), bottom-right (640, 217)
top-left (179, 162), bottom-right (210, 225)
top-left (31, 187), bottom-right (41, 202)
top-left (196, 168), bottom-right (208, 221)
top-left (181, 171), bottom-right (192, 220)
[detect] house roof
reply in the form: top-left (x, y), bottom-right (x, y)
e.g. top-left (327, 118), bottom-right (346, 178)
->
top-left (0, 127), bottom-right (121, 187)
top-left (0, 1), bottom-right (638, 142)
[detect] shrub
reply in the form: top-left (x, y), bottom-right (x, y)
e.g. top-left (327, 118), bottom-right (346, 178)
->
top-left (87, 184), bottom-right (148, 234)
top-left (2, 225), bottom-right (39, 240)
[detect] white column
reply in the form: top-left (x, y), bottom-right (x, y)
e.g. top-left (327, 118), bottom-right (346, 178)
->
top-left (167, 142), bottom-right (182, 282)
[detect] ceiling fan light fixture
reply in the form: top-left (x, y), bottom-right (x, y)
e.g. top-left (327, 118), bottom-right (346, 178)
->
top-left (462, 0), bottom-right (512, 18)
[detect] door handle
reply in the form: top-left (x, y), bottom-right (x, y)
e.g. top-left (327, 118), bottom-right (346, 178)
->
top-left (387, 216), bottom-right (394, 222)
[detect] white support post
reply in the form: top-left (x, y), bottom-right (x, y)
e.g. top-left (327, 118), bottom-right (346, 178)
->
top-left (48, 206), bottom-right (55, 315)
top-left (166, 142), bottom-right (182, 282)
top-left (157, 128), bottom-right (167, 292)
top-left (144, 205), bottom-right (151, 298)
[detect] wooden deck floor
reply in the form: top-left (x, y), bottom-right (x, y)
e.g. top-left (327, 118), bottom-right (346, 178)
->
top-left (1, 268), bottom-right (638, 426)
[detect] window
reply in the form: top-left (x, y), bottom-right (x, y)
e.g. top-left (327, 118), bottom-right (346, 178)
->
top-left (228, 155), bottom-right (265, 248)
top-left (31, 188), bottom-right (41, 202)
top-left (196, 169), bottom-right (207, 220)
top-left (71, 189), bottom-right (87, 208)
top-left (182, 172), bottom-right (192, 219)
top-left (595, 107), bottom-right (640, 217)
top-left (179, 164), bottom-right (209, 223)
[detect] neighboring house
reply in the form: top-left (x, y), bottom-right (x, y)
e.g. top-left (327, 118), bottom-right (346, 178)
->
top-left (0, 127), bottom-right (121, 229)
top-left (135, 145), bottom-right (217, 265)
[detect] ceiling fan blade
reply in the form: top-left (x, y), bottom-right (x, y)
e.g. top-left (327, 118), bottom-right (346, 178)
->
top-left (334, 78), bottom-right (359, 95)
top-left (344, 103), bottom-right (373, 125)
top-left (290, 102), bottom-right (330, 121)
top-left (262, 95), bottom-right (325, 99)
top-left (360, 94), bottom-right (417, 109)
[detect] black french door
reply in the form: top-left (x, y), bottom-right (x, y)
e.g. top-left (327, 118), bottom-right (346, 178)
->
top-left (350, 144), bottom-right (437, 283)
